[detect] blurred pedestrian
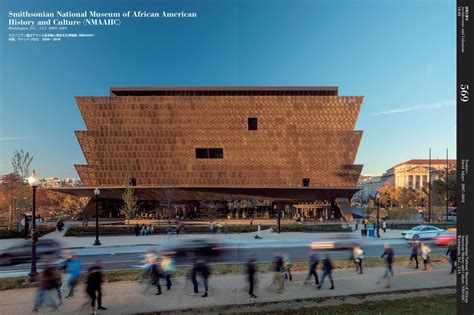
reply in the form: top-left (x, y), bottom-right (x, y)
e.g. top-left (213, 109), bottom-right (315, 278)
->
top-left (353, 246), bottom-right (364, 274)
top-left (56, 219), bottom-right (65, 232)
top-left (61, 251), bottom-right (82, 298)
top-left (446, 241), bottom-right (457, 274)
top-left (317, 255), bottom-right (334, 290)
top-left (140, 224), bottom-right (146, 236)
top-left (303, 252), bottom-right (319, 286)
top-left (161, 253), bottom-right (176, 290)
top-left (380, 243), bottom-right (394, 288)
top-left (283, 254), bottom-right (293, 282)
top-left (188, 255), bottom-right (200, 295)
top-left (86, 261), bottom-right (107, 312)
top-left (150, 259), bottom-right (162, 295)
top-left (246, 258), bottom-right (257, 301)
top-left (382, 220), bottom-right (387, 233)
top-left (421, 243), bottom-right (433, 270)
top-left (134, 224), bottom-right (140, 236)
top-left (409, 240), bottom-right (419, 269)
top-left (197, 259), bottom-right (211, 297)
top-left (33, 263), bottom-right (59, 312)
top-left (272, 255), bottom-right (285, 293)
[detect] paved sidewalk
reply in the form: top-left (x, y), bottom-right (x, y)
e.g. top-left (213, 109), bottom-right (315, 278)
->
top-left (0, 264), bottom-right (455, 314)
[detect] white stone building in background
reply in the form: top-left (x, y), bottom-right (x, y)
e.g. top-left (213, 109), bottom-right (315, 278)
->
top-left (382, 159), bottom-right (456, 191)
top-left (353, 174), bottom-right (383, 204)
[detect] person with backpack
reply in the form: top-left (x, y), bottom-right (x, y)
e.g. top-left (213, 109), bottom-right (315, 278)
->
top-left (160, 252), bottom-right (176, 290)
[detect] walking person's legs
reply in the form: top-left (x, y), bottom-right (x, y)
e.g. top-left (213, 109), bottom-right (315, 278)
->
top-left (191, 275), bottom-right (199, 294)
top-left (328, 272), bottom-right (334, 289)
top-left (87, 289), bottom-right (97, 313)
top-left (312, 270), bottom-right (319, 285)
top-left (165, 274), bottom-right (172, 290)
top-left (97, 287), bottom-right (106, 310)
top-left (202, 278), bottom-right (208, 297)
top-left (358, 260), bottom-right (363, 274)
top-left (317, 271), bottom-right (327, 289)
top-left (33, 289), bottom-right (45, 312)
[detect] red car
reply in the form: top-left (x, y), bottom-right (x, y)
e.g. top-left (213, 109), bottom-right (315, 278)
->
top-left (434, 229), bottom-right (456, 246)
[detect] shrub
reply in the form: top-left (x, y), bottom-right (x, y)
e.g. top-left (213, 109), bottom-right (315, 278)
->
top-left (0, 224), bottom-right (55, 239)
top-left (276, 224), bottom-right (352, 233)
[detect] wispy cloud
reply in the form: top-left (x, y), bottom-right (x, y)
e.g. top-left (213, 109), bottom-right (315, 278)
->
top-left (369, 100), bottom-right (455, 116)
top-left (0, 136), bottom-right (37, 141)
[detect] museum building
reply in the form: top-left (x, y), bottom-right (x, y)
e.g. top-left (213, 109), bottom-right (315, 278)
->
top-left (53, 86), bottom-right (364, 221)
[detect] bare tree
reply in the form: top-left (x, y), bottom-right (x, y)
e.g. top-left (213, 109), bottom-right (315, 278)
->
top-left (163, 188), bottom-right (177, 220)
top-left (12, 149), bottom-right (34, 180)
top-left (120, 166), bottom-right (138, 225)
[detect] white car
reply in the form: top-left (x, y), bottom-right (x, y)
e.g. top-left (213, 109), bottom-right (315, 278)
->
top-left (401, 225), bottom-right (444, 240)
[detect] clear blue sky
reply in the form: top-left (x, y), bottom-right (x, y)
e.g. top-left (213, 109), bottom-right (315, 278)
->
top-left (0, 0), bottom-right (456, 178)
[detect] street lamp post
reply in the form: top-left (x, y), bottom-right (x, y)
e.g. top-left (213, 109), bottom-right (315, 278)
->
top-left (93, 188), bottom-right (101, 246)
top-left (375, 191), bottom-right (380, 238)
top-left (27, 170), bottom-right (40, 279)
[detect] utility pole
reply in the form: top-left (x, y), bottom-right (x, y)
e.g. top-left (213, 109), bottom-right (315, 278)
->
top-left (428, 148), bottom-right (431, 223)
top-left (446, 148), bottom-right (449, 222)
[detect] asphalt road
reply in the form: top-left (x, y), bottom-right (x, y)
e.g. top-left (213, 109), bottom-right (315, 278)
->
top-left (0, 241), bottom-right (448, 277)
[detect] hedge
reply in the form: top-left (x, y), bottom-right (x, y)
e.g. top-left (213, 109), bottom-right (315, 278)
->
top-left (0, 225), bottom-right (56, 239)
top-left (64, 224), bottom-right (267, 236)
top-left (276, 224), bottom-right (353, 233)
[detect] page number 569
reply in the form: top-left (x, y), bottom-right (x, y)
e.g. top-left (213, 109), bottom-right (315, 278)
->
top-left (460, 85), bottom-right (469, 102)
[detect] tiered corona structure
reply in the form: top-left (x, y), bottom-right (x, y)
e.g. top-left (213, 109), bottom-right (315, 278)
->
top-left (57, 87), bottom-right (364, 220)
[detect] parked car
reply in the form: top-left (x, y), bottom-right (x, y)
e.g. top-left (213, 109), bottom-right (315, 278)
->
top-left (401, 225), bottom-right (444, 240)
top-left (0, 239), bottom-right (61, 265)
top-left (435, 229), bottom-right (457, 246)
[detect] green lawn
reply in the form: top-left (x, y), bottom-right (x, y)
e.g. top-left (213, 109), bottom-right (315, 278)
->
top-left (265, 294), bottom-right (456, 315)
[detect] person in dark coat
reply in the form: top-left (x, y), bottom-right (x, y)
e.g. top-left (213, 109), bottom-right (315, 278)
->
top-left (33, 263), bottom-right (59, 312)
top-left (446, 241), bottom-right (457, 274)
top-left (246, 258), bottom-right (257, 301)
top-left (56, 219), bottom-right (65, 232)
top-left (198, 260), bottom-right (211, 297)
top-left (86, 261), bottom-right (106, 312)
top-left (409, 240), bottom-right (419, 269)
top-left (272, 255), bottom-right (285, 293)
top-left (189, 256), bottom-right (200, 295)
top-left (134, 224), bottom-right (140, 236)
top-left (317, 255), bottom-right (334, 290)
top-left (380, 243), bottom-right (394, 288)
top-left (150, 261), bottom-right (162, 295)
top-left (303, 253), bottom-right (319, 285)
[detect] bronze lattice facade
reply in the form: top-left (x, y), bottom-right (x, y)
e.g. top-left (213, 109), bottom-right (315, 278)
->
top-left (75, 87), bottom-right (363, 188)
top-left (64, 87), bottom-right (364, 220)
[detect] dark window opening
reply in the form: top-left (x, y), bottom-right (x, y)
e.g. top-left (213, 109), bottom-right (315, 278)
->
top-left (129, 178), bottom-right (137, 186)
top-left (248, 117), bottom-right (258, 130)
top-left (195, 148), bottom-right (224, 159)
top-left (303, 178), bottom-right (310, 187)
top-left (196, 148), bottom-right (209, 159)
top-left (209, 148), bottom-right (224, 158)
